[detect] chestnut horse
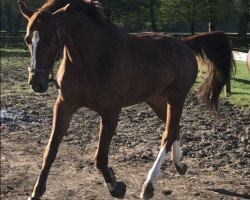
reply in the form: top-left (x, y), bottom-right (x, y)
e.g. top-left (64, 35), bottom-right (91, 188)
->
top-left (19, 0), bottom-right (234, 199)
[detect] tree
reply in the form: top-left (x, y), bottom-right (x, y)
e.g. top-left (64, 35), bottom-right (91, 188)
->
top-left (206, 0), bottom-right (236, 32)
top-left (160, 0), bottom-right (208, 35)
top-left (101, 1), bottom-right (144, 24)
top-left (1, 0), bottom-right (15, 32)
top-left (101, 0), bottom-right (158, 32)
top-left (149, 0), bottom-right (158, 31)
top-left (238, 0), bottom-right (250, 37)
top-left (0, 0), bottom-right (244, 34)
top-left (159, 0), bottom-right (237, 35)
top-left (1, 0), bottom-right (46, 32)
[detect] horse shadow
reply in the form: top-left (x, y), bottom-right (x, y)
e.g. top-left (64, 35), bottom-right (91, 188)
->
top-left (232, 78), bottom-right (250, 84)
top-left (206, 188), bottom-right (250, 199)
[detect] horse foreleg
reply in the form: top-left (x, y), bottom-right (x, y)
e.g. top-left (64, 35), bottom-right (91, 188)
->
top-left (28, 97), bottom-right (76, 200)
top-left (95, 110), bottom-right (126, 199)
top-left (140, 97), bottom-right (186, 199)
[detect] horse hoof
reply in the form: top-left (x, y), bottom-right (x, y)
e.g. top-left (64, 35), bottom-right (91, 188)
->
top-left (109, 181), bottom-right (127, 199)
top-left (140, 181), bottom-right (154, 199)
top-left (175, 163), bottom-right (187, 175)
top-left (27, 197), bottom-right (40, 200)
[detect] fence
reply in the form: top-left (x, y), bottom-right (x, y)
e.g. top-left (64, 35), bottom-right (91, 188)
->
top-left (0, 31), bottom-right (26, 48)
top-left (1, 31), bottom-right (249, 51)
top-left (228, 35), bottom-right (249, 53)
top-left (171, 33), bottom-right (250, 53)
top-left (1, 31), bottom-right (248, 96)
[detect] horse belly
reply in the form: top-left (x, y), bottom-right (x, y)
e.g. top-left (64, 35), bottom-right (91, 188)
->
top-left (121, 66), bottom-right (175, 106)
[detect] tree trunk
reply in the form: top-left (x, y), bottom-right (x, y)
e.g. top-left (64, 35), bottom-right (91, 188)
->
top-left (149, 0), bottom-right (157, 32)
top-left (238, 14), bottom-right (249, 37)
top-left (208, 0), bottom-right (216, 32)
top-left (238, 0), bottom-right (249, 49)
top-left (14, 14), bottom-right (22, 33)
top-left (5, 6), bottom-right (13, 33)
top-left (190, 21), bottom-right (195, 35)
top-left (208, 21), bottom-right (216, 32)
top-left (238, 0), bottom-right (249, 37)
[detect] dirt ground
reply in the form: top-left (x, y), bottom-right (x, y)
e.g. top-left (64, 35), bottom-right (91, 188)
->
top-left (1, 52), bottom-right (250, 200)
top-left (1, 93), bottom-right (249, 200)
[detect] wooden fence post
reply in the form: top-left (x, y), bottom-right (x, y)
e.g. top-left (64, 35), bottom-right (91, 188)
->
top-left (225, 79), bottom-right (231, 96)
top-left (247, 50), bottom-right (250, 73)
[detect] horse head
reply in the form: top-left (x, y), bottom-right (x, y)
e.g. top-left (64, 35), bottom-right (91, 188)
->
top-left (19, 1), bottom-right (69, 93)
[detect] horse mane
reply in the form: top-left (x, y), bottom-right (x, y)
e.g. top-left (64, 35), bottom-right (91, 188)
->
top-left (39, 0), bottom-right (106, 24)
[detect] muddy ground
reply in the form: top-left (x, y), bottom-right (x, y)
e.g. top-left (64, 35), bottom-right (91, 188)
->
top-left (1, 52), bottom-right (250, 200)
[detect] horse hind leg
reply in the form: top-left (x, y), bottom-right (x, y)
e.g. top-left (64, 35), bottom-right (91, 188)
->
top-left (146, 95), bottom-right (186, 175)
top-left (140, 93), bottom-right (187, 199)
top-left (171, 140), bottom-right (187, 175)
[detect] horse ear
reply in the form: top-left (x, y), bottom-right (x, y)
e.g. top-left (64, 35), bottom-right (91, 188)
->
top-left (18, 1), bottom-right (33, 20)
top-left (52, 4), bottom-right (71, 21)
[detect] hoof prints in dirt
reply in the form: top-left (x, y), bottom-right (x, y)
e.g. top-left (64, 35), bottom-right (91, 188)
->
top-left (181, 94), bottom-right (249, 174)
top-left (1, 91), bottom-right (250, 200)
top-left (2, 93), bottom-right (249, 170)
top-left (1, 108), bottom-right (41, 130)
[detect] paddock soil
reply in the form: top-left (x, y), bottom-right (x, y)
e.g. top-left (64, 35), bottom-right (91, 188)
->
top-left (1, 57), bottom-right (250, 200)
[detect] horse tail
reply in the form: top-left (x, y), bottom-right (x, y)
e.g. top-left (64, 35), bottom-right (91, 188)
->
top-left (183, 31), bottom-right (235, 111)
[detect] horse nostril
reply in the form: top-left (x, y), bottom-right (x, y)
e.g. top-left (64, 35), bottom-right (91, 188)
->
top-left (32, 84), bottom-right (46, 93)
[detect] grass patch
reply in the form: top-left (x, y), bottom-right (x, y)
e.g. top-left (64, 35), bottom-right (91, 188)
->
top-left (195, 61), bottom-right (250, 110)
top-left (226, 61), bottom-right (250, 109)
top-left (1, 48), bottom-right (57, 109)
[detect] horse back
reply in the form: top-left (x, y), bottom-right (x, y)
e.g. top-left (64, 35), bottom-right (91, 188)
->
top-left (105, 33), bottom-right (198, 106)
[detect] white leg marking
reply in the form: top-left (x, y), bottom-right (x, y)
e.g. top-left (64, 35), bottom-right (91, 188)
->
top-left (145, 143), bottom-right (166, 185)
top-left (171, 140), bottom-right (182, 166)
top-left (31, 31), bottom-right (40, 72)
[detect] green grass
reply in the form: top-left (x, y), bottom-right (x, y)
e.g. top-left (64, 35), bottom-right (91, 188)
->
top-left (225, 61), bottom-right (250, 109)
top-left (196, 61), bottom-right (250, 110)
top-left (1, 48), bottom-right (58, 109)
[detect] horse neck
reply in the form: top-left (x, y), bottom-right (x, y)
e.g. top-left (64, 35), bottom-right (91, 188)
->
top-left (60, 15), bottom-right (118, 68)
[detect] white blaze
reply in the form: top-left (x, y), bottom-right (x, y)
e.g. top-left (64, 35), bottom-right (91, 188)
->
top-left (31, 31), bottom-right (40, 70)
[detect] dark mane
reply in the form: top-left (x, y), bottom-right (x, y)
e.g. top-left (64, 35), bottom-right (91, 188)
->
top-left (39, 0), bottom-right (106, 23)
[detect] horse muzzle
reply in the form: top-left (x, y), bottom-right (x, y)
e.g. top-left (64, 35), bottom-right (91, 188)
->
top-left (28, 74), bottom-right (49, 93)
top-left (31, 83), bottom-right (48, 93)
